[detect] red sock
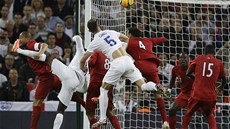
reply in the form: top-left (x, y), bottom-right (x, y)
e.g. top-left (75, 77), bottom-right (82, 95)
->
top-left (109, 115), bottom-right (121, 129)
top-left (207, 114), bottom-right (217, 129)
top-left (30, 106), bottom-right (41, 129)
top-left (180, 113), bottom-right (192, 129)
top-left (72, 95), bottom-right (85, 108)
top-left (169, 115), bottom-right (177, 129)
top-left (156, 98), bottom-right (167, 122)
top-left (90, 118), bottom-right (99, 129)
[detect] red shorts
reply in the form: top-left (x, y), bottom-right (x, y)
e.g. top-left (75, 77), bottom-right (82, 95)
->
top-left (85, 82), bottom-right (114, 111)
top-left (135, 60), bottom-right (160, 84)
top-left (186, 97), bottom-right (216, 116)
top-left (174, 93), bottom-right (190, 108)
top-left (35, 74), bottom-right (61, 99)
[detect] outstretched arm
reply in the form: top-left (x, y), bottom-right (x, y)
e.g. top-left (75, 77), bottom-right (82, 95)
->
top-left (150, 37), bottom-right (168, 46)
top-left (80, 51), bottom-right (93, 72)
top-left (34, 43), bottom-right (48, 60)
top-left (119, 33), bottom-right (129, 43)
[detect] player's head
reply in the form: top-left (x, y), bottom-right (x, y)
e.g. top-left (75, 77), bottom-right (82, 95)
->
top-left (204, 45), bottom-right (215, 55)
top-left (128, 27), bottom-right (142, 38)
top-left (87, 19), bottom-right (100, 34)
top-left (19, 31), bottom-right (31, 46)
top-left (178, 52), bottom-right (189, 68)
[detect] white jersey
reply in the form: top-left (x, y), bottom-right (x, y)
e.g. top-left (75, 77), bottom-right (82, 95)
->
top-left (87, 30), bottom-right (123, 60)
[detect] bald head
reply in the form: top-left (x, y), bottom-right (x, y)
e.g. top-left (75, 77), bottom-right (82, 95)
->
top-left (19, 31), bottom-right (31, 45)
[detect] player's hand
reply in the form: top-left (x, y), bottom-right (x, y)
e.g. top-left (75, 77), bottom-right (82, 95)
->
top-left (33, 53), bottom-right (41, 60)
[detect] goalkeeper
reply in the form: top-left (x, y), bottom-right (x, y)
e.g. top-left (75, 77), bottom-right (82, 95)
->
top-left (126, 27), bottom-right (169, 128)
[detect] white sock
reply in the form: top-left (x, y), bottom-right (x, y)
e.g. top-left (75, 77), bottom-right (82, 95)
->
top-left (99, 87), bottom-right (109, 121)
top-left (141, 82), bottom-right (157, 91)
top-left (53, 113), bottom-right (63, 129)
top-left (17, 48), bottom-right (46, 62)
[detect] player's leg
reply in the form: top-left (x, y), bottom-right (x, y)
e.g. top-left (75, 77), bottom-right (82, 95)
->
top-left (106, 87), bottom-right (121, 129)
top-left (68, 35), bottom-right (85, 71)
top-left (30, 80), bottom-right (52, 129)
top-left (16, 48), bottom-right (46, 61)
top-left (72, 92), bottom-right (85, 108)
top-left (180, 98), bottom-right (200, 129)
top-left (53, 82), bottom-right (74, 129)
top-left (85, 83), bottom-right (100, 129)
top-left (169, 102), bottom-right (182, 129)
top-left (201, 101), bottom-right (217, 129)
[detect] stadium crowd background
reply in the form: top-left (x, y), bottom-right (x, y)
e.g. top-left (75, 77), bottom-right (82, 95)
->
top-left (0, 0), bottom-right (229, 114)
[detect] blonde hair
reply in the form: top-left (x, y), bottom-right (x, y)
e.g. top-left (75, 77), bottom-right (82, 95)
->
top-left (31, 0), bottom-right (43, 10)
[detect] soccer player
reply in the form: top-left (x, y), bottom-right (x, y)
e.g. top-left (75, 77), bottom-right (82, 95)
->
top-left (11, 32), bottom-right (86, 129)
top-left (126, 27), bottom-right (169, 128)
top-left (168, 52), bottom-right (194, 129)
top-left (86, 51), bottom-right (121, 129)
top-left (80, 19), bottom-right (160, 128)
top-left (180, 45), bottom-right (226, 129)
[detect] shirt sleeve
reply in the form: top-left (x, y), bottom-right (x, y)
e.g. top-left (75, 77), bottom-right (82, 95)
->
top-left (188, 57), bottom-right (198, 72)
top-left (27, 41), bottom-right (41, 51)
top-left (149, 37), bottom-right (168, 46)
top-left (87, 41), bottom-right (97, 52)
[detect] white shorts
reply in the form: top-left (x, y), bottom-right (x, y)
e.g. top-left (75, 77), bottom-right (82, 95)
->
top-left (51, 59), bottom-right (82, 106)
top-left (103, 56), bottom-right (143, 85)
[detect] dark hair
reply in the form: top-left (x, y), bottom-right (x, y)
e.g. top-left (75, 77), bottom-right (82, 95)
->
top-left (28, 23), bottom-right (36, 27)
top-left (47, 32), bottom-right (56, 38)
top-left (128, 27), bottom-right (142, 37)
top-left (87, 19), bottom-right (98, 33)
top-left (205, 45), bottom-right (215, 55)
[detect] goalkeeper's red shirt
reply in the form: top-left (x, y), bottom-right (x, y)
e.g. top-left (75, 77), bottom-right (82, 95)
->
top-left (127, 37), bottom-right (167, 66)
top-left (188, 54), bottom-right (225, 101)
top-left (172, 64), bottom-right (194, 95)
top-left (88, 51), bottom-right (108, 84)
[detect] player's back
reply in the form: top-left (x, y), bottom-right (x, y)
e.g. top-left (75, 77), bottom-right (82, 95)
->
top-left (127, 37), bottom-right (160, 65)
top-left (26, 40), bottom-right (52, 79)
top-left (88, 51), bottom-right (109, 84)
top-left (88, 30), bottom-right (123, 60)
top-left (191, 54), bottom-right (225, 101)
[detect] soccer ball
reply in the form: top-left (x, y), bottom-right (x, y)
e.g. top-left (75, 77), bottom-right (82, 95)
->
top-left (120, 0), bottom-right (134, 8)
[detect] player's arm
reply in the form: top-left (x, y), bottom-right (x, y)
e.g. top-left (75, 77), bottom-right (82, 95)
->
top-left (88, 52), bottom-right (97, 67)
top-left (34, 43), bottom-right (48, 60)
top-left (80, 51), bottom-right (93, 72)
top-left (186, 59), bottom-right (196, 79)
top-left (119, 33), bottom-right (129, 43)
top-left (150, 37), bottom-right (168, 45)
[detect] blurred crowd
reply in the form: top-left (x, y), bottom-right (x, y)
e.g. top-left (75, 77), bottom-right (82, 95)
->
top-left (0, 0), bottom-right (76, 102)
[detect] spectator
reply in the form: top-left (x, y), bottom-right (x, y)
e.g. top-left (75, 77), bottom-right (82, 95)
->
top-left (0, 6), bottom-right (9, 28)
top-left (0, 29), bottom-right (11, 58)
top-left (50, 49), bottom-right (62, 61)
top-left (62, 43), bottom-right (72, 65)
top-left (36, 16), bottom-right (51, 42)
top-left (31, 0), bottom-right (45, 19)
top-left (64, 15), bottom-right (75, 38)
top-left (55, 22), bottom-right (72, 49)
top-left (0, 73), bottom-right (7, 88)
top-left (12, 13), bottom-right (28, 43)
top-left (0, 54), bottom-right (15, 79)
top-left (46, 32), bottom-right (63, 56)
top-left (5, 20), bottom-right (14, 43)
top-left (0, 68), bottom-right (29, 101)
top-left (27, 23), bottom-right (43, 42)
top-left (158, 53), bottom-right (174, 86)
top-left (22, 5), bottom-right (35, 26)
top-left (52, 0), bottom-right (74, 20)
top-left (44, 6), bottom-right (64, 32)
top-left (19, 62), bottom-right (36, 83)
top-left (3, 0), bottom-right (24, 21)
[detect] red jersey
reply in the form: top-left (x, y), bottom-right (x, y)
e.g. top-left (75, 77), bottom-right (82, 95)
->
top-left (88, 51), bottom-right (109, 84)
top-left (127, 37), bottom-right (167, 66)
top-left (26, 40), bottom-right (52, 80)
top-left (188, 54), bottom-right (225, 101)
top-left (172, 65), bottom-right (194, 94)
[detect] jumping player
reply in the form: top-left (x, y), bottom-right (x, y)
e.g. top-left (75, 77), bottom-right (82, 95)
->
top-left (180, 45), bottom-right (226, 129)
top-left (86, 51), bottom-right (121, 129)
top-left (126, 27), bottom-right (169, 128)
top-left (168, 52), bottom-right (194, 129)
top-left (11, 32), bottom-right (86, 129)
top-left (80, 19), bottom-right (160, 128)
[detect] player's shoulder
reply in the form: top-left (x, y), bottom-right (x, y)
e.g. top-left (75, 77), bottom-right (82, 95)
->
top-left (172, 65), bottom-right (180, 72)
